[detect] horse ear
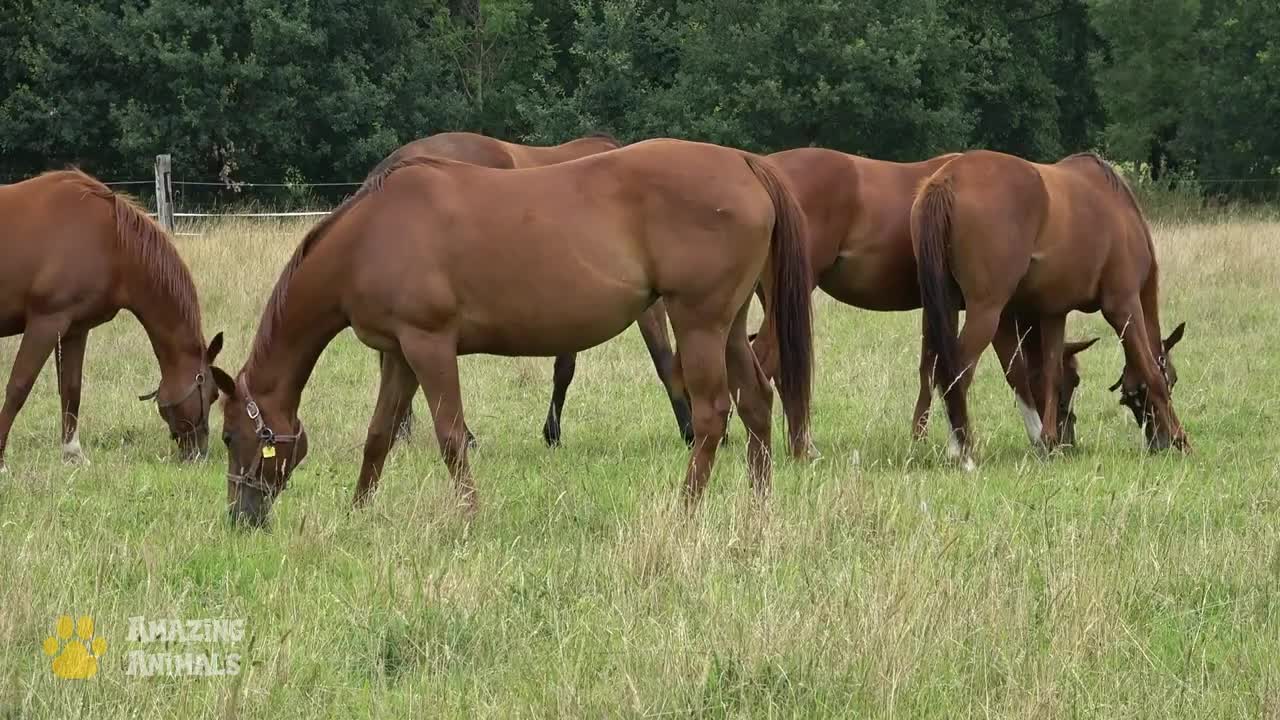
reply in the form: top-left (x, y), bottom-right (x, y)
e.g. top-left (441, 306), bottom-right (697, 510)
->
top-left (211, 367), bottom-right (237, 397)
top-left (206, 332), bottom-right (225, 363)
top-left (1163, 322), bottom-right (1186, 352)
top-left (1064, 337), bottom-right (1100, 357)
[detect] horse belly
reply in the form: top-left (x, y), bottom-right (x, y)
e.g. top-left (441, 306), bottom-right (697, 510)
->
top-left (458, 291), bottom-right (652, 357)
top-left (819, 243), bottom-right (920, 311)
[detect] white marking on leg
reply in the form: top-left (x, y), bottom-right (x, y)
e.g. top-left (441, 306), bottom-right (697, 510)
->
top-left (947, 431), bottom-right (962, 459)
top-left (1017, 396), bottom-right (1043, 445)
top-left (62, 429), bottom-right (88, 464)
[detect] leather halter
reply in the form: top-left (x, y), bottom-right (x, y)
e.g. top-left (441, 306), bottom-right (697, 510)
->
top-left (226, 388), bottom-right (303, 498)
top-left (1109, 353), bottom-right (1173, 412)
top-left (139, 372), bottom-right (208, 435)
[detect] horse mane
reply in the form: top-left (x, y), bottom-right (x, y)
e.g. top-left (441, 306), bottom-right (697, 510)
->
top-left (60, 169), bottom-right (203, 335)
top-left (1064, 152), bottom-right (1163, 334)
top-left (1063, 152), bottom-right (1151, 226)
top-left (582, 131), bottom-right (623, 148)
top-left (245, 155), bottom-right (447, 374)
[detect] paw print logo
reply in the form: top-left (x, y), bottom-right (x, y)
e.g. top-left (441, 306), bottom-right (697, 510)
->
top-left (42, 615), bottom-right (107, 679)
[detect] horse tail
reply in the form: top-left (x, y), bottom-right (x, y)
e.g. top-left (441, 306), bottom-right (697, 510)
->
top-left (743, 153), bottom-right (813, 456)
top-left (912, 172), bottom-right (961, 397)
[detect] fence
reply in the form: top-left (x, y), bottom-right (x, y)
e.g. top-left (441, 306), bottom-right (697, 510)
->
top-left (108, 154), bottom-right (357, 231)
top-left (88, 153), bottom-right (1280, 232)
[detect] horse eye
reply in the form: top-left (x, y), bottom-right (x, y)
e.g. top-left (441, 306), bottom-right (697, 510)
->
top-left (222, 431), bottom-right (232, 447)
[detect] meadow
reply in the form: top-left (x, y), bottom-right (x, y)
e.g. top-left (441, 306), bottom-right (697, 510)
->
top-left (1, 216), bottom-right (1277, 718)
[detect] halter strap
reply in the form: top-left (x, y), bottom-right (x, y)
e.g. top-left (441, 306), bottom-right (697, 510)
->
top-left (138, 372), bottom-right (205, 407)
top-left (139, 372), bottom-right (209, 434)
top-left (228, 387), bottom-right (303, 497)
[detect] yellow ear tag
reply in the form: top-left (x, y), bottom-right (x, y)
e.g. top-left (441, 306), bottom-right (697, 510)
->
top-left (261, 445), bottom-right (277, 459)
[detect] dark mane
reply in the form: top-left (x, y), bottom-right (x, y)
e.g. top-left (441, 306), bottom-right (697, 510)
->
top-left (245, 155), bottom-right (447, 374)
top-left (1063, 152), bottom-right (1149, 220)
top-left (61, 169), bottom-right (203, 336)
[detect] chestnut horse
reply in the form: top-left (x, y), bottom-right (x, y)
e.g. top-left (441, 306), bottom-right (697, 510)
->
top-left (744, 148), bottom-right (1099, 455)
top-left (371, 131), bottom-right (693, 446)
top-left (214, 139), bottom-right (812, 527)
top-left (913, 150), bottom-right (1189, 467)
top-left (0, 170), bottom-right (224, 468)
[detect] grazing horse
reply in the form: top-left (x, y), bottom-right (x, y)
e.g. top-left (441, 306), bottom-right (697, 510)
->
top-left (373, 132), bottom-right (694, 447)
top-left (744, 148), bottom-right (1099, 455)
top-left (214, 139), bottom-right (812, 527)
top-left (0, 170), bottom-right (224, 467)
top-left (913, 150), bottom-right (1189, 467)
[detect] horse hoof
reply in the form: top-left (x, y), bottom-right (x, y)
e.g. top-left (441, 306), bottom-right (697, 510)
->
top-left (541, 423), bottom-right (560, 448)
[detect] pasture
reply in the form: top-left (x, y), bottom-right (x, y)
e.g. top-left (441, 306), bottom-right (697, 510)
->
top-left (1, 216), bottom-right (1277, 718)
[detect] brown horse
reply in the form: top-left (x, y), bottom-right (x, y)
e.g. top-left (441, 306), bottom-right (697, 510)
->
top-left (744, 148), bottom-right (1099, 456)
top-left (0, 170), bottom-right (224, 467)
top-left (213, 139), bottom-right (812, 527)
top-left (373, 132), bottom-right (694, 447)
top-left (913, 150), bottom-right (1189, 467)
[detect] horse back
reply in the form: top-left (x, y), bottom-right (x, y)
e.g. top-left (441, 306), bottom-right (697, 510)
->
top-left (0, 172), bottom-right (119, 333)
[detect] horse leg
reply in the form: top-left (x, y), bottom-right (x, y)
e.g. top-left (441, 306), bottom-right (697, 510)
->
top-left (387, 350), bottom-right (415, 440)
top-left (1034, 313), bottom-right (1067, 450)
top-left (725, 303), bottom-right (773, 496)
top-left (389, 354), bottom-right (475, 448)
top-left (353, 350), bottom-right (419, 507)
top-left (637, 302), bottom-right (695, 446)
top-left (1101, 295), bottom-right (1187, 449)
top-left (991, 315), bottom-right (1042, 446)
top-left (54, 330), bottom-right (89, 464)
top-left (667, 305), bottom-right (731, 507)
top-left (541, 353), bottom-right (576, 447)
top-left (912, 320), bottom-right (936, 440)
top-left (398, 330), bottom-right (476, 513)
top-left (0, 319), bottom-right (65, 470)
top-left (942, 303), bottom-right (1002, 470)
top-left (914, 307), bottom-right (959, 441)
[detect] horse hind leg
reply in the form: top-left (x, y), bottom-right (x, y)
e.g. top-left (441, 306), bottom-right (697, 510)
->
top-left (725, 302), bottom-right (773, 496)
top-left (942, 303), bottom-right (1003, 471)
top-left (991, 315), bottom-right (1042, 446)
top-left (542, 353), bottom-right (576, 447)
top-left (636, 301), bottom-right (694, 446)
top-left (665, 301), bottom-right (732, 507)
top-left (354, 350), bottom-right (420, 507)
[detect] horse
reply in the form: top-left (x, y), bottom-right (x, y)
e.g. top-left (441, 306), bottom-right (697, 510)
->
top-left (213, 139), bottom-right (813, 527)
top-left (743, 148), bottom-right (1100, 456)
top-left (0, 169), bottom-right (224, 468)
top-left (372, 132), bottom-right (694, 447)
top-left (912, 150), bottom-right (1189, 468)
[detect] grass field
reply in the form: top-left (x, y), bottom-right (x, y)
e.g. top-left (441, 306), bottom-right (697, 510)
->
top-left (1, 217), bottom-right (1278, 718)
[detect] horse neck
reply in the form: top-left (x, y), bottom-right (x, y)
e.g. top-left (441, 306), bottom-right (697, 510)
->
top-left (120, 264), bottom-right (205, 379)
top-left (539, 140), bottom-right (608, 164)
top-left (245, 258), bottom-right (350, 419)
top-left (1140, 261), bottom-right (1165, 357)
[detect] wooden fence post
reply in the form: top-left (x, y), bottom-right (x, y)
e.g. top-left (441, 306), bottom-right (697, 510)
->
top-left (154, 154), bottom-right (175, 232)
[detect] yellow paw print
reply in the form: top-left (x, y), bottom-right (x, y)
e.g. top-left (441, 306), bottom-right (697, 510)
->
top-left (43, 615), bottom-right (107, 679)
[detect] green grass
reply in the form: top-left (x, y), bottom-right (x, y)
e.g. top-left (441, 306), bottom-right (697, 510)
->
top-left (2, 218), bottom-right (1278, 718)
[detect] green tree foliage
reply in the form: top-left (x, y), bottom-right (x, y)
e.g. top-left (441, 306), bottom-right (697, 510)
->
top-left (1, 0), bottom-right (1276, 196)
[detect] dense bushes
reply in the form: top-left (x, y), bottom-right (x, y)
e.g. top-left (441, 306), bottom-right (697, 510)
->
top-left (2, 0), bottom-right (1277, 201)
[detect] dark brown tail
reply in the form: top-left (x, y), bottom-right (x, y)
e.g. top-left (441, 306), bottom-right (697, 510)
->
top-left (912, 175), bottom-right (961, 398)
top-left (743, 154), bottom-right (813, 456)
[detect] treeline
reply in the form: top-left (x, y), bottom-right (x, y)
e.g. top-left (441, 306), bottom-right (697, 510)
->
top-left (2, 0), bottom-right (1277, 199)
